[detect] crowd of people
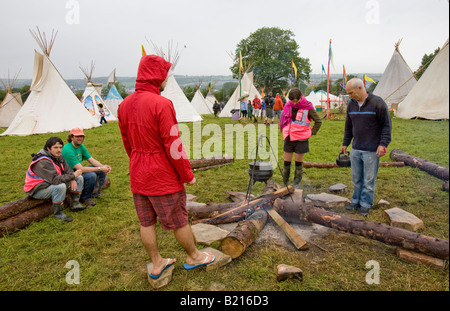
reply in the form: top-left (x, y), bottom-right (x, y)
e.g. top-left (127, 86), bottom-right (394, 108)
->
top-left (21, 52), bottom-right (391, 281)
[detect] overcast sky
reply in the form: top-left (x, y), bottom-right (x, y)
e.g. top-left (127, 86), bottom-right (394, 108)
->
top-left (0, 0), bottom-right (448, 80)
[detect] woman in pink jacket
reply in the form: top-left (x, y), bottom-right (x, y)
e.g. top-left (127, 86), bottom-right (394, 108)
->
top-left (118, 55), bottom-right (214, 280)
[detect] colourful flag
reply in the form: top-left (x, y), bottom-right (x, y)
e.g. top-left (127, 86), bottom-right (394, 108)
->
top-left (291, 60), bottom-right (298, 79)
top-left (328, 40), bottom-right (334, 70)
top-left (343, 65), bottom-right (347, 85)
top-left (141, 45), bottom-right (147, 56)
top-left (364, 74), bottom-right (376, 84)
top-left (322, 64), bottom-right (326, 75)
top-left (239, 48), bottom-right (243, 76)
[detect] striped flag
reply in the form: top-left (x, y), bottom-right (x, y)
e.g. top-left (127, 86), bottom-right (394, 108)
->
top-left (343, 65), bottom-right (347, 85)
top-left (141, 45), bottom-right (147, 56)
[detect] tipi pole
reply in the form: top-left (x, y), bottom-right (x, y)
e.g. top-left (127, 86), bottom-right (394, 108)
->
top-left (326, 39), bottom-right (332, 120)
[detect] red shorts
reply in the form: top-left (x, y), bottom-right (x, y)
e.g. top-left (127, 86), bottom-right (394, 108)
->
top-left (133, 188), bottom-right (188, 230)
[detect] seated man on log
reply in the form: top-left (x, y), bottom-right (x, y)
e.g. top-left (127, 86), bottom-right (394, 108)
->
top-left (62, 128), bottom-right (112, 207)
top-left (24, 137), bottom-right (85, 222)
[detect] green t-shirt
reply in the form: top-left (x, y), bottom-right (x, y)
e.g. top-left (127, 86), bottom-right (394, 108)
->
top-left (62, 143), bottom-right (92, 170)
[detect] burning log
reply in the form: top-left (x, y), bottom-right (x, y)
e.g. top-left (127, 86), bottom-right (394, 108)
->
top-left (220, 209), bottom-right (268, 259)
top-left (390, 148), bottom-right (449, 181)
top-left (0, 197), bottom-right (47, 221)
top-left (273, 199), bottom-right (449, 260)
top-left (303, 161), bottom-right (405, 168)
top-left (0, 202), bottom-right (53, 236)
top-left (189, 155), bottom-right (234, 170)
top-left (192, 186), bottom-right (294, 225)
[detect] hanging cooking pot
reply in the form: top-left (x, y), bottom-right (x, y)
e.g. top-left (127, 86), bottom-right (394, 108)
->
top-left (248, 161), bottom-right (273, 184)
top-left (336, 151), bottom-right (351, 167)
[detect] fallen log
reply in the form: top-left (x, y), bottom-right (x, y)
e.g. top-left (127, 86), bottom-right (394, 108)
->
top-left (303, 161), bottom-right (405, 168)
top-left (189, 155), bottom-right (234, 169)
top-left (0, 197), bottom-right (47, 221)
top-left (192, 186), bottom-right (294, 225)
top-left (443, 181), bottom-right (449, 193)
top-left (220, 209), bottom-right (268, 259)
top-left (390, 148), bottom-right (449, 181)
top-left (0, 202), bottom-right (53, 236)
top-left (188, 202), bottom-right (238, 220)
top-left (273, 199), bottom-right (449, 260)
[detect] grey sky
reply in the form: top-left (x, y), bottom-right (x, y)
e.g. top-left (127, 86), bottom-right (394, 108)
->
top-left (0, 0), bottom-right (448, 80)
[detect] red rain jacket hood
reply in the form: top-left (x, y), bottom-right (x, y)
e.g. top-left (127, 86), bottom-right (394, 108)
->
top-left (118, 55), bottom-right (194, 196)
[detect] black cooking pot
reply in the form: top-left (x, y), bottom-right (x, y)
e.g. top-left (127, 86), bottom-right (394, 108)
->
top-left (336, 151), bottom-right (351, 167)
top-left (248, 161), bottom-right (273, 183)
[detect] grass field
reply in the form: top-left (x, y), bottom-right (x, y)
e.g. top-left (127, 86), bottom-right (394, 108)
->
top-left (0, 113), bottom-right (448, 291)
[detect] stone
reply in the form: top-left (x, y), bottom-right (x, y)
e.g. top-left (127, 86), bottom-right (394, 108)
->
top-left (285, 189), bottom-right (303, 203)
top-left (328, 183), bottom-right (348, 194)
top-left (201, 247), bottom-right (232, 271)
top-left (305, 193), bottom-right (350, 209)
top-left (186, 194), bottom-right (198, 202)
top-left (146, 262), bottom-right (175, 289)
top-left (377, 199), bottom-right (390, 209)
top-left (383, 207), bottom-right (425, 232)
top-left (396, 248), bottom-right (447, 270)
top-left (191, 223), bottom-right (230, 246)
top-left (276, 264), bottom-right (303, 282)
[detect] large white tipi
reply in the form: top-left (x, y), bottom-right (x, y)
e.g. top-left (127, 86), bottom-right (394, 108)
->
top-left (80, 62), bottom-right (117, 123)
top-left (219, 72), bottom-right (261, 117)
top-left (396, 39), bottom-right (449, 120)
top-left (0, 71), bottom-right (23, 128)
top-left (373, 40), bottom-right (417, 108)
top-left (103, 68), bottom-right (123, 118)
top-left (191, 83), bottom-right (213, 115)
top-left (148, 41), bottom-right (202, 122)
top-left (1, 28), bottom-right (100, 136)
top-left (305, 90), bottom-right (321, 109)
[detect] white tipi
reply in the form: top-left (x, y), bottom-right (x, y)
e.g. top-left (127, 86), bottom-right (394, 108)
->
top-left (1, 28), bottom-right (100, 136)
top-left (103, 68), bottom-right (123, 117)
top-left (148, 40), bottom-right (202, 122)
top-left (219, 72), bottom-right (261, 117)
top-left (80, 62), bottom-right (117, 123)
top-left (396, 39), bottom-right (449, 120)
top-left (191, 83), bottom-right (213, 115)
top-left (205, 81), bottom-right (219, 107)
top-left (373, 40), bottom-right (417, 108)
top-left (305, 90), bottom-right (321, 109)
top-left (0, 70), bottom-right (23, 128)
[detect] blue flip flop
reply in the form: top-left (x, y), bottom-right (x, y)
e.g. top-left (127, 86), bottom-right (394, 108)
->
top-left (183, 252), bottom-right (215, 270)
top-left (149, 259), bottom-right (176, 279)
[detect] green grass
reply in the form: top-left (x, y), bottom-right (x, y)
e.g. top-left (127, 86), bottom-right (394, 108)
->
top-left (0, 114), bottom-right (448, 291)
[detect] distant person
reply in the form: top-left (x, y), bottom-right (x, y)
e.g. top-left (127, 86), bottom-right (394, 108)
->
top-left (252, 95), bottom-right (261, 123)
top-left (98, 104), bottom-right (107, 124)
top-left (118, 54), bottom-right (215, 280)
top-left (24, 137), bottom-right (85, 222)
top-left (213, 100), bottom-right (221, 118)
top-left (264, 92), bottom-right (274, 125)
top-left (280, 88), bottom-right (322, 189)
top-left (273, 93), bottom-right (284, 122)
top-left (340, 78), bottom-right (391, 216)
top-left (238, 96), bottom-right (248, 123)
top-left (62, 128), bottom-right (112, 207)
top-left (261, 98), bottom-right (266, 120)
top-left (247, 99), bottom-right (253, 122)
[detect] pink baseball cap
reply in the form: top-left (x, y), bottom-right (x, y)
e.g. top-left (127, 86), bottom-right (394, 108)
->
top-left (70, 128), bottom-right (85, 136)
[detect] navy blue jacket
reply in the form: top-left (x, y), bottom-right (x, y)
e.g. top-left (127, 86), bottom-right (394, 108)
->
top-left (343, 93), bottom-right (392, 152)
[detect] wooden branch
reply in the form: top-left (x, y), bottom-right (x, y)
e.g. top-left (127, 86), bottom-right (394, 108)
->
top-left (189, 155), bottom-right (234, 169)
top-left (0, 197), bottom-right (48, 221)
top-left (192, 186), bottom-right (294, 225)
top-left (273, 199), bottom-right (449, 260)
top-left (0, 203), bottom-right (53, 237)
top-left (220, 209), bottom-right (268, 259)
top-left (390, 148), bottom-right (449, 181)
top-left (303, 161), bottom-right (405, 168)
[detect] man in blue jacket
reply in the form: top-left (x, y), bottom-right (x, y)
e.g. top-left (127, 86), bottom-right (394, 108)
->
top-left (340, 78), bottom-right (391, 216)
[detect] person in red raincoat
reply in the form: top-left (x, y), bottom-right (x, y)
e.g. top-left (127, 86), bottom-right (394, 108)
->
top-left (118, 55), bottom-right (215, 279)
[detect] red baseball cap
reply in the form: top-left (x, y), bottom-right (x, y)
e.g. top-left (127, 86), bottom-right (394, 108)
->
top-left (70, 128), bottom-right (85, 136)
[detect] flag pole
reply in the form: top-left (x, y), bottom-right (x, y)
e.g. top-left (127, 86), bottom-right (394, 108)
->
top-left (238, 48), bottom-right (242, 99)
top-left (326, 39), bottom-right (332, 120)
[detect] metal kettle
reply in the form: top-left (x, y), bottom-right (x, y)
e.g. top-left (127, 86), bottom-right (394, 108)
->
top-left (336, 151), bottom-right (351, 167)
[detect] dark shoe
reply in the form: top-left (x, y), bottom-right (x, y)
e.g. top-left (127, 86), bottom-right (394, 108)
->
top-left (70, 193), bottom-right (87, 211)
top-left (359, 206), bottom-right (370, 216)
top-left (52, 203), bottom-right (73, 222)
top-left (346, 203), bottom-right (361, 211)
top-left (81, 198), bottom-right (96, 207)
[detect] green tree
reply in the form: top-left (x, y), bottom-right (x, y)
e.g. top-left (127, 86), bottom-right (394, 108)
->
top-left (414, 47), bottom-right (440, 80)
top-left (230, 27), bottom-right (311, 93)
top-left (182, 85), bottom-right (196, 102)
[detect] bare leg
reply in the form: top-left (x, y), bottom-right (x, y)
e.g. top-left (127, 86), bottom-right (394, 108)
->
top-left (174, 224), bottom-right (212, 264)
top-left (140, 225), bottom-right (176, 275)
